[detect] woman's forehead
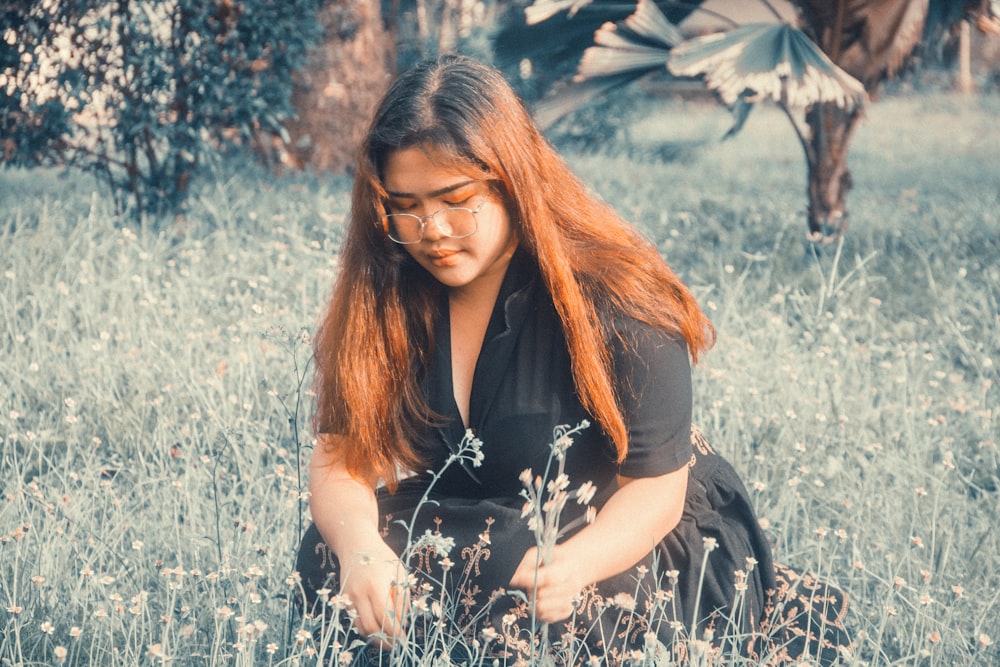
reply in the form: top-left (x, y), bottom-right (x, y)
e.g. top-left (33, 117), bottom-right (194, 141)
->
top-left (381, 145), bottom-right (487, 196)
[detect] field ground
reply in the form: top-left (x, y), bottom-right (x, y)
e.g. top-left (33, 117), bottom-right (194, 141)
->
top-left (1, 90), bottom-right (998, 665)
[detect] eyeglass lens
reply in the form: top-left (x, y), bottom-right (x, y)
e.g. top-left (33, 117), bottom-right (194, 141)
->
top-left (386, 207), bottom-right (478, 244)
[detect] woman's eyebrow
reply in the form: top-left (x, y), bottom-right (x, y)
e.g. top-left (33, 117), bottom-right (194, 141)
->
top-left (385, 180), bottom-right (477, 199)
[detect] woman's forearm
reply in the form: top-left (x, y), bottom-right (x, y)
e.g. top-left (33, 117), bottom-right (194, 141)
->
top-left (307, 437), bottom-right (411, 638)
top-left (307, 438), bottom-right (384, 560)
top-left (559, 466), bottom-right (688, 586)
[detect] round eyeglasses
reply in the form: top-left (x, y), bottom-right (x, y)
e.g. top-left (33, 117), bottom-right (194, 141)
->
top-left (382, 198), bottom-right (487, 245)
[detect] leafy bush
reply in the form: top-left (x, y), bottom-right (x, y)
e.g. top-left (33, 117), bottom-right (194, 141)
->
top-left (1, 0), bottom-right (322, 219)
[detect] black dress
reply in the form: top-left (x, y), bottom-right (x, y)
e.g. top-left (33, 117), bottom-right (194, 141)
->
top-left (295, 252), bottom-right (850, 665)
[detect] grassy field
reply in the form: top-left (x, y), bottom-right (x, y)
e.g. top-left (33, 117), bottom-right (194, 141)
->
top-left (1, 90), bottom-right (997, 665)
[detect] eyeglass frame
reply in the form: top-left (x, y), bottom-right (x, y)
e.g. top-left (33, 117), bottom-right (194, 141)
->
top-left (380, 197), bottom-right (488, 245)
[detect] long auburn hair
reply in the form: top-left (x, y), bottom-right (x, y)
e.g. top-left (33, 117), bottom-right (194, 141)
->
top-left (313, 54), bottom-right (714, 490)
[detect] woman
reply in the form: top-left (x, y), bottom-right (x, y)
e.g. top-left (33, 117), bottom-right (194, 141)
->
top-left (296, 55), bottom-right (849, 665)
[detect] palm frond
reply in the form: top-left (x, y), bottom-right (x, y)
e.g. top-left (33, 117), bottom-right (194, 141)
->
top-left (622, 0), bottom-right (684, 47)
top-left (525, 0), bottom-right (596, 26)
top-left (575, 0), bottom-right (681, 80)
top-left (667, 23), bottom-right (868, 110)
top-left (531, 71), bottom-right (648, 129)
top-left (796, 0), bottom-right (928, 88)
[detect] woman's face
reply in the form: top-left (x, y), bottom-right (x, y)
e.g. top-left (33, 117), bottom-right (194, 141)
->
top-left (382, 144), bottom-right (519, 296)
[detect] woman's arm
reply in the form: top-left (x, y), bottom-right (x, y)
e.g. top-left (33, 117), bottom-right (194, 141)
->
top-left (509, 465), bottom-right (688, 622)
top-left (308, 435), bottom-right (409, 638)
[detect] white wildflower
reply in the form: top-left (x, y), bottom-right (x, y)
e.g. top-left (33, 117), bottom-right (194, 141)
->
top-left (412, 529), bottom-right (455, 557)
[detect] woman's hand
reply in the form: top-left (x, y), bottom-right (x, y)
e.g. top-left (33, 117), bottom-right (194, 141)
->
top-left (509, 545), bottom-right (590, 623)
top-left (338, 540), bottom-right (410, 641)
top-left (508, 468), bottom-right (689, 623)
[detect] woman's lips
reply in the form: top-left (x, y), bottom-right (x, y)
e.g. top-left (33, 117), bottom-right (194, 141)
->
top-left (429, 250), bottom-right (459, 267)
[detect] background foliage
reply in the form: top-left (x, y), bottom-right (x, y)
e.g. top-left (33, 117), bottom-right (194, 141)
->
top-left (1, 0), bottom-right (322, 217)
top-left (4, 0), bottom-right (999, 226)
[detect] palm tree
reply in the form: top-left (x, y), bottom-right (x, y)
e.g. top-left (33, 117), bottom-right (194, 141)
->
top-left (788, 0), bottom-right (924, 239)
top-left (496, 0), bottom-right (999, 241)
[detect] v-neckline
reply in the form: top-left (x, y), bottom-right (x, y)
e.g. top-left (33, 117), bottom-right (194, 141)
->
top-left (439, 252), bottom-right (536, 432)
top-left (448, 294), bottom-right (494, 429)
top-left (424, 254), bottom-right (537, 486)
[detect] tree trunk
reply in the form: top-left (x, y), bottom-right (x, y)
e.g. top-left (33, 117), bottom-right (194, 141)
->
top-left (416, 0), bottom-right (430, 56)
top-left (281, 0), bottom-right (395, 174)
top-left (805, 102), bottom-right (863, 241)
top-left (956, 19), bottom-right (975, 94)
top-left (438, 0), bottom-right (458, 54)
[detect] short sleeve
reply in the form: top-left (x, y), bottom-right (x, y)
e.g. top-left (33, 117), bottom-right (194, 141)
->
top-left (610, 319), bottom-right (693, 478)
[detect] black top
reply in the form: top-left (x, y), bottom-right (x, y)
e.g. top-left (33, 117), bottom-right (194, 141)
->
top-left (417, 249), bottom-right (694, 503)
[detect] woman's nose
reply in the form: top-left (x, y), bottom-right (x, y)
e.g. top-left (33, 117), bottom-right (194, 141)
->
top-left (421, 214), bottom-right (447, 241)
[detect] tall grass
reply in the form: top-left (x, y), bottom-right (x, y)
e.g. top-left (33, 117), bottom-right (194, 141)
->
top-left (1, 91), bottom-right (997, 665)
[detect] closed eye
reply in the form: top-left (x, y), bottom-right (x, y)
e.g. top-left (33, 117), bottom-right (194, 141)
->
top-left (442, 194), bottom-right (474, 207)
top-left (385, 199), bottom-right (417, 213)
top-left (441, 184), bottom-right (484, 207)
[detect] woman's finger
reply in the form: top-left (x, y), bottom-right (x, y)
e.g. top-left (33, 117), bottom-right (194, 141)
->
top-left (353, 597), bottom-right (380, 637)
top-left (533, 594), bottom-right (575, 623)
top-left (509, 548), bottom-right (543, 593)
top-left (386, 583), bottom-right (409, 636)
top-left (531, 573), bottom-right (584, 622)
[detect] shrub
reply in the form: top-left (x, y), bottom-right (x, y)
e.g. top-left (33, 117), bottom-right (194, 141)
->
top-left (1, 0), bottom-right (322, 219)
